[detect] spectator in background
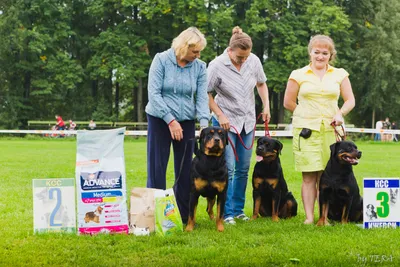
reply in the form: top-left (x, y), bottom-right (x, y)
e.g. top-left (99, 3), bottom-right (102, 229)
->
top-left (68, 120), bottom-right (77, 130)
top-left (382, 117), bottom-right (391, 142)
top-left (392, 121), bottom-right (398, 142)
top-left (88, 120), bottom-right (96, 130)
top-left (374, 119), bottom-right (383, 141)
top-left (55, 115), bottom-right (65, 130)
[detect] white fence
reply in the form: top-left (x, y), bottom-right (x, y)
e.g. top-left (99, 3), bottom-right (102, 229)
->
top-left (0, 128), bottom-right (400, 137)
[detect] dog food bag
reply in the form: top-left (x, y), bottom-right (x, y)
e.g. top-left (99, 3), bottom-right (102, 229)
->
top-left (154, 189), bottom-right (183, 236)
top-left (75, 128), bottom-right (129, 235)
top-left (130, 187), bottom-right (162, 234)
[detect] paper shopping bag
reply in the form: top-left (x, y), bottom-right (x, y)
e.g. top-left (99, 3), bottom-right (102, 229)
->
top-left (129, 187), bottom-right (162, 234)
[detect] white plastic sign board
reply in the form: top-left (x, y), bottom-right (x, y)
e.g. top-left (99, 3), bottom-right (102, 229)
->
top-left (33, 178), bottom-right (76, 233)
top-left (363, 178), bottom-right (400, 229)
top-left (76, 128), bottom-right (129, 234)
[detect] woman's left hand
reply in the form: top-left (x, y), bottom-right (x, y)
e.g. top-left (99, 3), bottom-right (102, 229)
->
top-left (332, 112), bottom-right (344, 126)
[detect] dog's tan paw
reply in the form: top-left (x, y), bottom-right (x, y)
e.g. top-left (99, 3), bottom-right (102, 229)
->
top-left (316, 219), bottom-right (329, 226)
top-left (217, 223), bottom-right (224, 232)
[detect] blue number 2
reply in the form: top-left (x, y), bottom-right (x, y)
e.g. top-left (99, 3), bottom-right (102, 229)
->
top-left (49, 188), bottom-right (62, 227)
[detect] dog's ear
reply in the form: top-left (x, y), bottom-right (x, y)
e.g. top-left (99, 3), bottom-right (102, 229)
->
top-left (199, 129), bottom-right (206, 152)
top-left (330, 142), bottom-right (339, 159)
top-left (275, 139), bottom-right (283, 154)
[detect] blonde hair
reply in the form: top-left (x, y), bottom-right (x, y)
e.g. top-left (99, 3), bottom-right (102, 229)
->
top-left (229, 26), bottom-right (252, 50)
top-left (171, 27), bottom-right (207, 59)
top-left (308, 35), bottom-right (337, 62)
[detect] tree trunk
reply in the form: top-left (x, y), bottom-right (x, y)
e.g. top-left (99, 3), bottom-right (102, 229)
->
top-left (272, 90), bottom-right (279, 124)
top-left (372, 108), bottom-right (375, 129)
top-left (106, 75), bottom-right (113, 116)
top-left (115, 81), bottom-right (119, 121)
top-left (279, 91), bottom-right (285, 123)
top-left (21, 71), bottom-right (31, 129)
top-left (91, 80), bottom-right (98, 98)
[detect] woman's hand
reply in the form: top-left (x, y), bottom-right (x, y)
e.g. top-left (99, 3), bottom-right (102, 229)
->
top-left (169, 120), bottom-right (183, 141)
top-left (262, 107), bottom-right (271, 123)
top-left (218, 113), bottom-right (230, 131)
top-left (332, 112), bottom-right (344, 126)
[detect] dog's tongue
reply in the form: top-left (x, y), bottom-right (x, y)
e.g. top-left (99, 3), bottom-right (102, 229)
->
top-left (256, 156), bottom-right (263, 162)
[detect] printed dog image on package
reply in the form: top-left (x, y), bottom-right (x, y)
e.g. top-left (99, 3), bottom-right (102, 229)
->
top-left (129, 187), bottom-right (162, 234)
top-left (76, 128), bottom-right (129, 235)
top-left (154, 189), bottom-right (183, 236)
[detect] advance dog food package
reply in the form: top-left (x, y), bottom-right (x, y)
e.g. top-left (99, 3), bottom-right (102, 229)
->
top-left (75, 128), bottom-right (129, 234)
top-left (154, 189), bottom-right (183, 236)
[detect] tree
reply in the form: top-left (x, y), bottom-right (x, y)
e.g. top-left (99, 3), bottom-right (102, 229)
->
top-left (345, 0), bottom-right (400, 127)
top-left (0, 0), bottom-right (83, 128)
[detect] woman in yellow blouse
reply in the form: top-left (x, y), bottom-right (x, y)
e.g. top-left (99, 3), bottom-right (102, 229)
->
top-left (283, 35), bottom-right (355, 224)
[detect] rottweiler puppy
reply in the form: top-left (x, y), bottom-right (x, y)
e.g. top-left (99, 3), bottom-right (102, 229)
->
top-left (185, 126), bottom-right (228, 232)
top-left (252, 136), bottom-right (297, 222)
top-left (317, 141), bottom-right (363, 226)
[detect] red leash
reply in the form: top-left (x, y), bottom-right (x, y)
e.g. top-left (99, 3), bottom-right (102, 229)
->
top-left (331, 122), bottom-right (346, 142)
top-left (228, 113), bottom-right (270, 161)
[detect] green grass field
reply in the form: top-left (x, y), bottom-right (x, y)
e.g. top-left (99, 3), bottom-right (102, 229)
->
top-left (1, 137), bottom-right (399, 266)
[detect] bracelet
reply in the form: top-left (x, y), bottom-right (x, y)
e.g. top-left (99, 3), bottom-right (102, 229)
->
top-left (168, 119), bottom-right (175, 126)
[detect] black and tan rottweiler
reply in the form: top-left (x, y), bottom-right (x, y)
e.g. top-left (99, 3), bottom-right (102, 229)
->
top-left (185, 126), bottom-right (228, 232)
top-left (252, 136), bottom-right (297, 222)
top-left (317, 141), bottom-right (363, 226)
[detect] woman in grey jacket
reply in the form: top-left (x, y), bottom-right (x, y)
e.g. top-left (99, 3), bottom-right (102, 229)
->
top-left (145, 27), bottom-right (209, 224)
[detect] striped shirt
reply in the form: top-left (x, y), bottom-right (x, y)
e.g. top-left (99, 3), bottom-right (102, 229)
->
top-left (207, 50), bottom-right (267, 134)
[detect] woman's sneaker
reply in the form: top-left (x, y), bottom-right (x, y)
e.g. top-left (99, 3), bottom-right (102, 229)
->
top-left (235, 214), bottom-right (250, 221)
top-left (224, 217), bottom-right (236, 225)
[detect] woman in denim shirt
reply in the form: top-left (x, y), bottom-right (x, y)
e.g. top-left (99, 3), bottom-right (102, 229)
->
top-left (145, 27), bottom-right (209, 224)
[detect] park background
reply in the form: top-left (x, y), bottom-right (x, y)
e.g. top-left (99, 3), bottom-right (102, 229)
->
top-left (1, 1), bottom-right (400, 265)
top-left (1, 0), bottom-right (399, 129)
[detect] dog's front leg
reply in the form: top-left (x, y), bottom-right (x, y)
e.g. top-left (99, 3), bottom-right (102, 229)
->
top-left (252, 190), bottom-right (262, 220)
top-left (185, 191), bottom-right (200, 232)
top-left (216, 191), bottom-right (226, 232)
top-left (267, 180), bottom-right (280, 222)
top-left (271, 194), bottom-right (280, 222)
top-left (252, 177), bottom-right (263, 220)
top-left (317, 186), bottom-right (331, 226)
top-left (341, 196), bottom-right (353, 224)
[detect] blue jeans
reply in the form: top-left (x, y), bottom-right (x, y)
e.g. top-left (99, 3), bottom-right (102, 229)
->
top-left (212, 117), bottom-right (254, 218)
top-left (374, 133), bottom-right (381, 141)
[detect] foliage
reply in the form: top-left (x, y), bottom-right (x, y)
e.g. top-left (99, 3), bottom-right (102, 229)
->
top-left (0, 0), bottom-right (399, 128)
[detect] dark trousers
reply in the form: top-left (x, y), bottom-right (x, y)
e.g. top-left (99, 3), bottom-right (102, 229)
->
top-left (146, 114), bottom-right (195, 222)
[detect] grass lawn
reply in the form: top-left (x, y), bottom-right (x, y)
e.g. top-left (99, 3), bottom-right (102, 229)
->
top-left (0, 137), bottom-right (399, 266)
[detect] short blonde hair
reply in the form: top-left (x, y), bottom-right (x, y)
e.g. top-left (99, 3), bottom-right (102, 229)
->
top-left (172, 27), bottom-right (207, 59)
top-left (229, 26), bottom-right (252, 50)
top-left (308, 35), bottom-right (337, 62)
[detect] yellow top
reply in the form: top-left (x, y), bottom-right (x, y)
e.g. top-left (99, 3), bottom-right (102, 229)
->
top-left (289, 64), bottom-right (349, 131)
